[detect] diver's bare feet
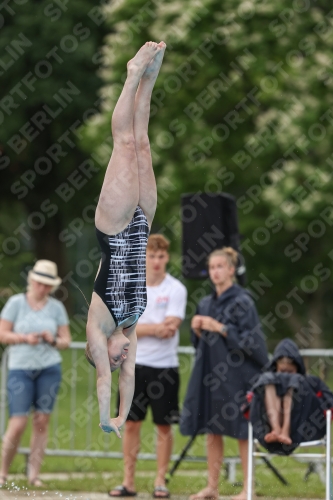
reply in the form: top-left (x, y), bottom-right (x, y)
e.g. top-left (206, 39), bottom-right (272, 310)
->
top-left (278, 432), bottom-right (292, 445)
top-left (264, 430), bottom-right (281, 443)
top-left (189, 486), bottom-right (219, 500)
top-left (127, 42), bottom-right (159, 79)
top-left (142, 41), bottom-right (166, 81)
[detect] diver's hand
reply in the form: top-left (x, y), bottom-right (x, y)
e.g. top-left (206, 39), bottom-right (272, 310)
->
top-left (99, 417), bottom-right (123, 437)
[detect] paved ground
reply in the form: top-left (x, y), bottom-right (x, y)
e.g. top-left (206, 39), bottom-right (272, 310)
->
top-left (0, 472), bottom-right (200, 499)
top-left (0, 474), bottom-right (205, 500)
top-left (0, 491), bottom-right (179, 500)
top-left (0, 490), bottom-right (193, 500)
top-left (0, 492), bottom-right (324, 500)
top-left (1, 492), bottom-right (189, 500)
top-left (0, 473), bottom-right (323, 500)
top-left (0, 486), bottom-right (324, 500)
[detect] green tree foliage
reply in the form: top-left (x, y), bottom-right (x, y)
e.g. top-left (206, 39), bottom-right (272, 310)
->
top-left (0, 0), bottom-right (108, 299)
top-left (82, 0), bottom-right (333, 347)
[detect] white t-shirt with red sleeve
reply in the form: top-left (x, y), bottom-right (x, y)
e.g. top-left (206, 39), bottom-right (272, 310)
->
top-left (135, 273), bottom-right (187, 368)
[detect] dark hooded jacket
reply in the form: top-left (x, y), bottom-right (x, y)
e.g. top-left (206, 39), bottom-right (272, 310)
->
top-left (267, 338), bottom-right (306, 374)
top-left (249, 338), bottom-right (333, 455)
top-left (180, 284), bottom-right (269, 440)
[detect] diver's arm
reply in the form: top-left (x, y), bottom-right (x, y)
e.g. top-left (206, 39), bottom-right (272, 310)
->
top-left (86, 321), bottom-right (112, 429)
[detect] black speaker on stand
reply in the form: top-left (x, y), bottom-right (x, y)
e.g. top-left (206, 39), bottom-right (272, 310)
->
top-left (181, 192), bottom-right (246, 284)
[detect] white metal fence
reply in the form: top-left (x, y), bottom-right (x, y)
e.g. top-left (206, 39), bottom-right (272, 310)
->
top-left (0, 344), bottom-right (202, 464)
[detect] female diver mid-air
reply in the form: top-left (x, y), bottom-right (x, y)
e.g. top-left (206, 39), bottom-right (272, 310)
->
top-left (85, 41), bottom-right (166, 436)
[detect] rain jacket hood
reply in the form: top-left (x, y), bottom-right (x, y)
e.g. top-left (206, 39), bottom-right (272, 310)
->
top-left (269, 338), bottom-right (305, 375)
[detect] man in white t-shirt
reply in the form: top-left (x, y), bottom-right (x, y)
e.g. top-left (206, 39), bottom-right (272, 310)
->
top-left (109, 234), bottom-right (187, 499)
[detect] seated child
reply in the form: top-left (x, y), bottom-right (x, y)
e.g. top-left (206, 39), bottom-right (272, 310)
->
top-left (246, 338), bottom-right (333, 455)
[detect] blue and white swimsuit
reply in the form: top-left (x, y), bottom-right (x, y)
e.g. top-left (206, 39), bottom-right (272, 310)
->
top-left (94, 206), bottom-right (149, 328)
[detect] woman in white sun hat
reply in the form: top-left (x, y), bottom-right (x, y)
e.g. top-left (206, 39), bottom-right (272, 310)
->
top-left (0, 260), bottom-right (71, 487)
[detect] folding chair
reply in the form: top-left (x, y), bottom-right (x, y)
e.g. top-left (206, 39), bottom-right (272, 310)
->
top-left (247, 409), bottom-right (332, 500)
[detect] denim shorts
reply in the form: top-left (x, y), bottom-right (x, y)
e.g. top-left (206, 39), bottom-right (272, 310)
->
top-left (7, 363), bottom-right (62, 417)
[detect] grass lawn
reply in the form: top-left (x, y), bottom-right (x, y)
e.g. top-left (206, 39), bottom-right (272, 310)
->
top-left (1, 330), bottom-right (332, 498)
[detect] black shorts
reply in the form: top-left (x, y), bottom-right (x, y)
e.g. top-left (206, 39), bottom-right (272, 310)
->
top-left (120, 364), bottom-right (179, 425)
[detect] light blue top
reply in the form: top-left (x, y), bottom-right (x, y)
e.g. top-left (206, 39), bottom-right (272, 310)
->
top-left (1, 293), bottom-right (69, 370)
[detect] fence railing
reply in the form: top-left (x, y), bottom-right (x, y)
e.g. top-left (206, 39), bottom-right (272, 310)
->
top-left (0, 343), bottom-right (202, 464)
top-left (0, 344), bottom-right (333, 479)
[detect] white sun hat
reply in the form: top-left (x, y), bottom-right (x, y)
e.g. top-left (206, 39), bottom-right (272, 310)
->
top-left (28, 260), bottom-right (62, 289)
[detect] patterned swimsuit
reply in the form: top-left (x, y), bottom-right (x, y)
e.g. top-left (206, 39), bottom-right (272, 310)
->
top-left (94, 206), bottom-right (149, 328)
